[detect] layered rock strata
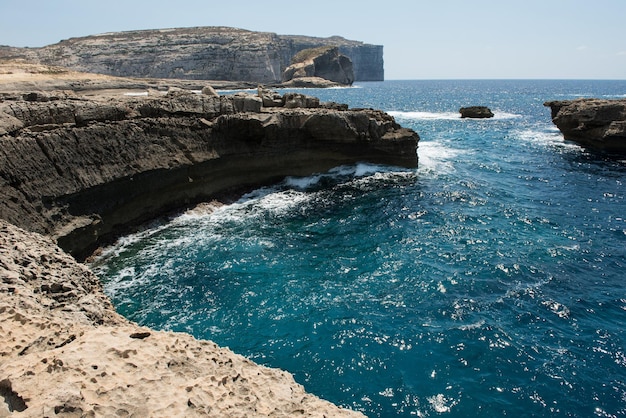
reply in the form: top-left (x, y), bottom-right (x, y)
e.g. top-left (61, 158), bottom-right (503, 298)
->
top-left (0, 219), bottom-right (365, 417)
top-left (1, 27), bottom-right (384, 83)
top-left (0, 89), bottom-right (418, 260)
top-left (544, 98), bottom-right (626, 153)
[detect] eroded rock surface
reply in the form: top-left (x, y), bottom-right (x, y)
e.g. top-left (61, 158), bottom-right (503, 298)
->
top-left (544, 98), bottom-right (626, 153)
top-left (459, 106), bottom-right (494, 119)
top-left (0, 219), bottom-right (365, 417)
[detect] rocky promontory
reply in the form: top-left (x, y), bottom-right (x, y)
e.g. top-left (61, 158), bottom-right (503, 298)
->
top-left (544, 98), bottom-right (626, 153)
top-left (0, 65), bottom-right (418, 415)
top-left (0, 88), bottom-right (418, 260)
top-left (1, 27), bottom-right (384, 83)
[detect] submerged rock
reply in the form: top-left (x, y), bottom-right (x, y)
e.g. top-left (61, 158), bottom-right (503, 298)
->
top-left (460, 106), bottom-right (494, 119)
top-left (544, 98), bottom-right (626, 153)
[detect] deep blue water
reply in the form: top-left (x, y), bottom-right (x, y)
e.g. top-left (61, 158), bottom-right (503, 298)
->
top-left (91, 80), bottom-right (626, 417)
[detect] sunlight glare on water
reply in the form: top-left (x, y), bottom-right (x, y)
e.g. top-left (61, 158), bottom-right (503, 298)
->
top-left (92, 80), bottom-right (626, 417)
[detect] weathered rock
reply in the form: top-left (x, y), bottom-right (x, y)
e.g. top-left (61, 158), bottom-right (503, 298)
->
top-left (460, 106), bottom-right (494, 119)
top-left (283, 92), bottom-right (320, 109)
top-left (0, 219), bottom-right (365, 417)
top-left (0, 90), bottom-right (418, 259)
top-left (201, 85), bottom-right (219, 97)
top-left (544, 98), bottom-right (626, 153)
top-left (280, 76), bottom-right (344, 88)
top-left (257, 86), bottom-right (284, 107)
top-left (282, 46), bottom-right (354, 86)
top-left (1, 27), bottom-right (384, 83)
top-left (232, 92), bottom-right (263, 113)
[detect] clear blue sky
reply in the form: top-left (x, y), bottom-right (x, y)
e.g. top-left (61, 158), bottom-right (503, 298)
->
top-left (1, 0), bottom-right (625, 79)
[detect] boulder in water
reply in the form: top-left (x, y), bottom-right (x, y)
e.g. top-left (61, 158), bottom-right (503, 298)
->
top-left (460, 106), bottom-right (494, 119)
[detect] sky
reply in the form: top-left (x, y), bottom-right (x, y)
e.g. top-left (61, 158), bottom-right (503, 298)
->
top-left (1, 0), bottom-right (625, 80)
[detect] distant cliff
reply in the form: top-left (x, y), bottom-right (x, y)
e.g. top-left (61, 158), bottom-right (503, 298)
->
top-left (1, 27), bottom-right (384, 83)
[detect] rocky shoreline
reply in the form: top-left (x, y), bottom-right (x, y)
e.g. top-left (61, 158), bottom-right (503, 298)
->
top-left (0, 67), bottom-right (418, 416)
top-left (0, 219), bottom-right (366, 417)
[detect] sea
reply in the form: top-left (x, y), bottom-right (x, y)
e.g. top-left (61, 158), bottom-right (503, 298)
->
top-left (90, 80), bottom-right (626, 417)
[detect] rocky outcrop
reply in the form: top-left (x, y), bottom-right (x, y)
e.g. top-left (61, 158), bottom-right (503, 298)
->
top-left (0, 219), bottom-right (365, 417)
top-left (544, 98), bottom-right (626, 153)
top-left (282, 46), bottom-right (354, 86)
top-left (1, 27), bottom-right (384, 83)
top-left (0, 89), bottom-right (418, 260)
top-left (459, 106), bottom-right (494, 119)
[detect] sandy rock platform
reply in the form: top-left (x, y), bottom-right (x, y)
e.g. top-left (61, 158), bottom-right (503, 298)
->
top-left (0, 220), bottom-right (363, 417)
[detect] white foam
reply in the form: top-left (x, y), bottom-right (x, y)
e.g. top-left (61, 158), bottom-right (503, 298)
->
top-left (388, 110), bottom-right (522, 121)
top-left (492, 111), bottom-right (523, 120)
top-left (515, 129), bottom-right (581, 151)
top-left (427, 394), bottom-right (457, 413)
top-left (388, 110), bottom-right (461, 121)
top-left (417, 141), bottom-right (465, 175)
top-left (123, 91), bottom-right (149, 96)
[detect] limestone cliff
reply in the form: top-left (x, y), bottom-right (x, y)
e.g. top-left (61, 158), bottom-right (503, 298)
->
top-left (0, 89), bottom-right (418, 260)
top-left (1, 27), bottom-right (384, 83)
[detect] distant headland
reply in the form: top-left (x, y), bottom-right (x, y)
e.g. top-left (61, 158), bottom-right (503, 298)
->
top-left (0, 26), bottom-right (384, 84)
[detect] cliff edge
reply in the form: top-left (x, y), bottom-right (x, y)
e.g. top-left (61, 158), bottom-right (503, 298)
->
top-left (0, 219), bottom-right (365, 417)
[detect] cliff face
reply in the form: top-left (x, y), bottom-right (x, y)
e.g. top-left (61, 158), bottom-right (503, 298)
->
top-left (2, 27), bottom-right (384, 83)
top-left (0, 89), bottom-right (417, 259)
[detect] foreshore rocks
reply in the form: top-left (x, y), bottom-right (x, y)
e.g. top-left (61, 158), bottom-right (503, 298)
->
top-left (544, 98), bottom-right (626, 153)
top-left (0, 219), bottom-right (365, 417)
top-left (0, 89), bottom-right (418, 261)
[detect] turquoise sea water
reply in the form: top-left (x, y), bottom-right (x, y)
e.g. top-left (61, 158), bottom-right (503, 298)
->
top-left (91, 80), bottom-right (626, 417)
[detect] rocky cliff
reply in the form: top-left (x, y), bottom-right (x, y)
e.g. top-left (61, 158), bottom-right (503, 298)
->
top-left (0, 89), bottom-right (418, 260)
top-left (544, 98), bottom-right (626, 153)
top-left (1, 27), bottom-right (384, 83)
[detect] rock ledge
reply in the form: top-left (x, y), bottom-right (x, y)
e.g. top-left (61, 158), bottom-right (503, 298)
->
top-left (544, 98), bottom-right (626, 153)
